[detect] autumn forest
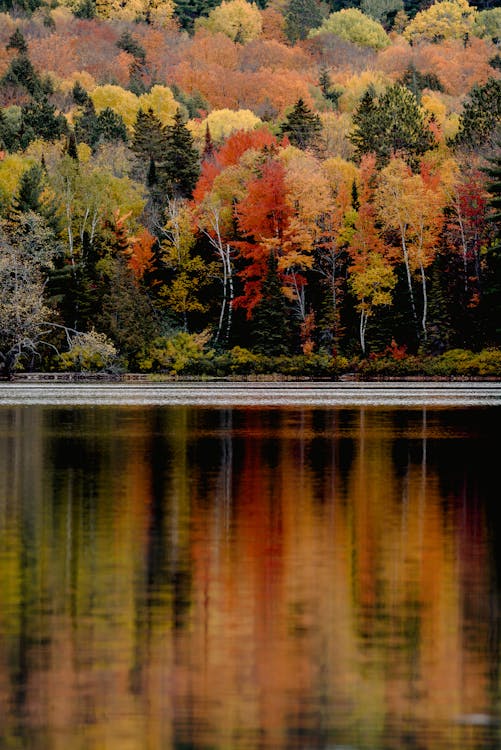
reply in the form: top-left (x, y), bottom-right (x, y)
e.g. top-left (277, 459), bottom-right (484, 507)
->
top-left (0, 0), bottom-right (500, 377)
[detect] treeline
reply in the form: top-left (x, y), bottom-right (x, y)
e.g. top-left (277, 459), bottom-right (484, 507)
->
top-left (0, 0), bottom-right (499, 376)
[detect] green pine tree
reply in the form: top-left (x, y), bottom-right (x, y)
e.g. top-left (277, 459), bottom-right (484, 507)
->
top-left (251, 252), bottom-right (291, 357)
top-left (132, 107), bottom-right (167, 163)
top-left (7, 28), bottom-right (28, 55)
top-left (453, 78), bottom-right (501, 151)
top-left (285, 0), bottom-right (323, 42)
top-left (160, 109), bottom-right (200, 199)
top-left (18, 96), bottom-right (67, 149)
top-left (279, 98), bottom-right (323, 150)
top-left (96, 108), bottom-right (128, 144)
top-left (350, 83), bottom-right (435, 168)
top-left (173, 0), bottom-right (220, 31)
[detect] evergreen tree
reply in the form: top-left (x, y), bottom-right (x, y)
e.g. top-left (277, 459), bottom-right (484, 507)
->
top-left (96, 107), bottom-right (128, 144)
top-left (131, 107), bottom-right (167, 163)
top-left (285, 0), bottom-right (323, 42)
top-left (72, 80), bottom-right (90, 106)
top-left (160, 110), bottom-right (200, 199)
top-left (1, 54), bottom-right (45, 100)
top-left (117, 31), bottom-right (148, 95)
top-left (453, 78), bottom-right (501, 150)
top-left (7, 28), bottom-right (28, 55)
top-left (318, 67), bottom-right (341, 108)
top-left (251, 252), bottom-right (291, 357)
top-left (279, 98), bottom-right (323, 150)
top-left (65, 131), bottom-right (79, 161)
top-left (350, 83), bottom-right (435, 168)
top-left (18, 96), bottom-right (67, 149)
top-left (398, 64), bottom-right (444, 100)
top-left (74, 97), bottom-right (101, 149)
top-left (173, 0), bottom-right (220, 31)
top-left (202, 123), bottom-right (215, 160)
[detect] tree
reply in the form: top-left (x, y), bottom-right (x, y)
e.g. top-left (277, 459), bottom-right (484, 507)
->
top-left (0, 213), bottom-right (61, 377)
top-left (453, 78), bottom-right (501, 150)
top-left (18, 96), bottom-right (67, 150)
top-left (375, 157), bottom-right (446, 343)
top-left (160, 109), bottom-right (200, 199)
top-left (360, 0), bottom-right (403, 26)
top-left (308, 8), bottom-right (390, 50)
top-left (482, 145), bottom-right (501, 342)
top-left (285, 0), bottom-right (323, 43)
top-left (196, 0), bottom-right (263, 42)
top-left (280, 98), bottom-right (322, 151)
top-left (350, 83), bottom-right (435, 168)
top-left (160, 198), bottom-right (212, 331)
top-left (403, 0), bottom-right (477, 44)
top-left (174, 0), bottom-right (220, 30)
top-left (251, 252), bottom-right (291, 356)
top-left (6, 28), bottom-right (28, 56)
top-left (348, 252), bottom-right (396, 354)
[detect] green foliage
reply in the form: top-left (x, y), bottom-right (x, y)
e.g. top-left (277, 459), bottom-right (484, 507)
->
top-left (251, 253), bottom-right (291, 357)
top-left (7, 28), bottom-right (28, 55)
top-left (18, 97), bottom-right (67, 150)
top-left (160, 110), bottom-right (201, 199)
top-left (453, 78), bottom-right (501, 150)
top-left (138, 331), bottom-right (211, 372)
top-left (173, 0), bottom-right (221, 31)
top-left (397, 65), bottom-right (444, 100)
top-left (285, 0), bottom-right (323, 42)
top-left (350, 83), bottom-right (435, 167)
top-left (280, 98), bottom-right (323, 150)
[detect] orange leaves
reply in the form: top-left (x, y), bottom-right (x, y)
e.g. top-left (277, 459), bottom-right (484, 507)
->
top-left (127, 229), bottom-right (157, 281)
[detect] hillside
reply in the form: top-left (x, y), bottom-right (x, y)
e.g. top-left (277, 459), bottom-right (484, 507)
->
top-left (0, 0), bottom-right (500, 377)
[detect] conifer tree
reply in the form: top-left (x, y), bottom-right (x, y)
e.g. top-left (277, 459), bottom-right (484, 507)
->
top-left (285, 0), bottom-right (323, 42)
top-left (279, 98), bottom-right (323, 150)
top-left (7, 28), bottom-right (28, 55)
top-left (251, 252), bottom-right (291, 357)
top-left (453, 78), bottom-right (501, 150)
top-left (318, 67), bottom-right (341, 108)
top-left (350, 83), bottom-right (435, 168)
top-left (131, 107), bottom-right (167, 164)
top-left (160, 110), bottom-right (200, 199)
top-left (18, 97), bottom-right (67, 150)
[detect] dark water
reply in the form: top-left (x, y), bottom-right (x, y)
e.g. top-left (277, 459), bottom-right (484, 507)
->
top-left (1, 404), bottom-right (501, 750)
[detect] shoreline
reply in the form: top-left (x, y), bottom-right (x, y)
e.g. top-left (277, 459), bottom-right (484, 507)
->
top-left (5, 372), bottom-right (501, 383)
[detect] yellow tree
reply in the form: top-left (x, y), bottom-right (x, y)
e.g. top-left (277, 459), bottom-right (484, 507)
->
top-left (403, 0), bottom-right (477, 44)
top-left (375, 157), bottom-right (446, 342)
top-left (348, 252), bottom-right (396, 354)
top-left (196, 0), bottom-right (263, 42)
top-left (161, 198), bottom-right (211, 331)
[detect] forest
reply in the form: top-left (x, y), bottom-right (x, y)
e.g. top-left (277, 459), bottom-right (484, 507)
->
top-left (0, 0), bottom-right (500, 377)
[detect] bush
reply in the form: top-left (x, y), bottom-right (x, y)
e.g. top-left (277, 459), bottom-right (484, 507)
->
top-left (138, 331), bottom-right (212, 373)
top-left (58, 330), bottom-right (118, 372)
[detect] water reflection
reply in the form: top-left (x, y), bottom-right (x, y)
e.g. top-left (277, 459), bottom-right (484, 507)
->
top-left (0, 406), bottom-right (500, 749)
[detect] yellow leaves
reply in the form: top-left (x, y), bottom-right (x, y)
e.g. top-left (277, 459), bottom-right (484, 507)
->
top-left (196, 0), bottom-right (263, 42)
top-left (337, 70), bottom-right (391, 114)
top-left (0, 154), bottom-right (33, 211)
top-left (90, 85), bottom-right (139, 129)
top-left (348, 252), bottom-right (396, 311)
top-left (308, 8), bottom-right (391, 50)
top-left (323, 156), bottom-right (359, 198)
top-left (403, 0), bottom-right (477, 44)
top-left (188, 109), bottom-right (262, 144)
top-left (138, 85), bottom-right (178, 127)
top-left (94, 0), bottom-right (174, 21)
top-left (89, 84), bottom-right (178, 130)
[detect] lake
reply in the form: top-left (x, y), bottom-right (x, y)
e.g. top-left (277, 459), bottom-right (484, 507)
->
top-left (0, 384), bottom-right (501, 749)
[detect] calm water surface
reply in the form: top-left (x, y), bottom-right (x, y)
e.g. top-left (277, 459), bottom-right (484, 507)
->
top-left (0, 402), bottom-right (500, 749)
